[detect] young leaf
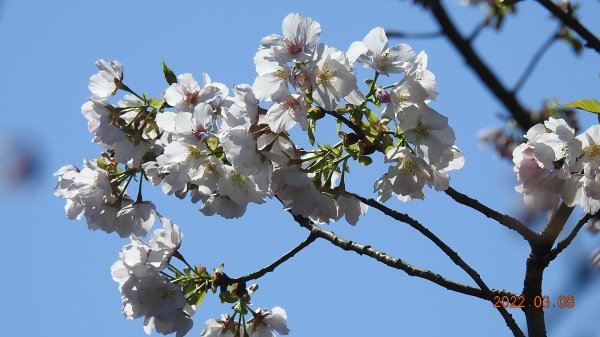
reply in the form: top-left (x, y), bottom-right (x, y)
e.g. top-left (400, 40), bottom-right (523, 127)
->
top-left (562, 99), bottom-right (600, 114)
top-left (358, 155), bottom-right (373, 166)
top-left (308, 118), bottom-right (316, 146)
top-left (162, 59), bottom-right (178, 85)
top-left (147, 98), bottom-right (163, 109)
top-left (365, 109), bottom-right (380, 125)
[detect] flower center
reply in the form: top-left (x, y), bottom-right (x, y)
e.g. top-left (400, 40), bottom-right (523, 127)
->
top-left (285, 37), bottom-right (304, 54)
top-left (283, 99), bottom-right (299, 111)
top-left (204, 162), bottom-right (217, 175)
top-left (187, 146), bottom-right (203, 160)
top-left (275, 68), bottom-right (289, 80)
top-left (158, 286), bottom-right (176, 299)
top-left (185, 91), bottom-right (199, 105)
top-left (192, 125), bottom-right (207, 140)
top-left (231, 172), bottom-right (246, 185)
top-left (295, 72), bottom-right (310, 87)
top-left (583, 144), bottom-right (600, 161)
top-left (399, 155), bottom-right (418, 175)
top-left (317, 66), bottom-right (335, 85)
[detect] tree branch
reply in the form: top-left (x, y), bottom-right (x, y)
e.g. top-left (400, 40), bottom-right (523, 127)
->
top-left (231, 233), bottom-right (318, 283)
top-left (535, 0), bottom-right (600, 54)
top-left (445, 186), bottom-right (537, 243)
top-left (548, 212), bottom-right (596, 262)
top-left (427, 0), bottom-right (535, 131)
top-left (513, 31), bottom-right (558, 93)
top-left (293, 212), bottom-right (524, 336)
top-left (348, 191), bottom-right (524, 337)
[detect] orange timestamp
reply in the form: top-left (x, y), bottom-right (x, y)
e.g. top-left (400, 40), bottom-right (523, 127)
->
top-left (493, 295), bottom-right (575, 309)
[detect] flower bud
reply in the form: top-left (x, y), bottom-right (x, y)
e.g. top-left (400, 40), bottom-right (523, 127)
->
top-left (293, 69), bottom-right (311, 89)
top-left (375, 87), bottom-right (391, 103)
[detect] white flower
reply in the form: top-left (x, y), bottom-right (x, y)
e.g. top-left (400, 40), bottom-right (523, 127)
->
top-left (200, 316), bottom-right (235, 337)
top-left (253, 50), bottom-right (292, 102)
top-left (379, 147), bottom-right (433, 198)
top-left (148, 217), bottom-right (183, 271)
top-left (429, 146), bottom-right (465, 191)
top-left (399, 105), bottom-right (455, 165)
top-left (248, 307), bottom-right (290, 337)
top-left (53, 165), bottom-right (79, 198)
top-left (81, 100), bottom-right (124, 146)
top-left (200, 194), bottom-right (248, 219)
top-left (336, 194), bottom-right (368, 225)
top-left (260, 13), bottom-right (321, 63)
top-left (221, 84), bottom-right (259, 129)
top-left (218, 167), bottom-right (266, 206)
top-left (164, 73), bottom-right (224, 112)
top-left (219, 126), bottom-right (263, 175)
top-left (347, 27), bottom-right (415, 75)
top-left (260, 93), bottom-right (307, 133)
top-left (143, 309), bottom-right (193, 337)
top-left (577, 125), bottom-right (600, 174)
top-left (382, 78), bottom-right (428, 120)
top-left (310, 44), bottom-right (358, 111)
top-left (405, 51), bottom-right (437, 101)
top-left (112, 235), bottom-right (193, 337)
top-left (89, 59), bottom-right (123, 100)
top-left (173, 102), bottom-right (215, 142)
top-left (116, 201), bottom-right (157, 237)
top-left (272, 166), bottom-right (333, 220)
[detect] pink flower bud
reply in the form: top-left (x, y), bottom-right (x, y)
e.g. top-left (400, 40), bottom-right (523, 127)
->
top-left (375, 87), bottom-right (390, 103)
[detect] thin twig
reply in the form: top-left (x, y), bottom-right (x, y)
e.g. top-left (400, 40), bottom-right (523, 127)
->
top-left (288, 210), bottom-right (515, 299)
top-left (468, 19), bottom-right (488, 42)
top-left (347, 192), bottom-right (524, 337)
top-left (445, 186), bottom-right (537, 243)
top-left (427, 0), bottom-right (535, 131)
top-left (324, 110), bottom-right (364, 138)
top-left (386, 30), bottom-right (443, 39)
top-left (231, 233), bottom-right (318, 283)
top-left (548, 212), bottom-right (596, 262)
top-left (535, 0), bottom-right (600, 54)
top-left (513, 31), bottom-right (558, 93)
top-left (350, 192), bottom-right (494, 289)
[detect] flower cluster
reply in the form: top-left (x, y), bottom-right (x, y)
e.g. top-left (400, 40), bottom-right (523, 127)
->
top-left (54, 12), bottom-right (463, 336)
top-left (513, 117), bottom-right (600, 214)
top-left (200, 307), bottom-right (289, 337)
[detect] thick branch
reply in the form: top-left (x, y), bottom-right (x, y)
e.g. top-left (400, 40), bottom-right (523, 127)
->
top-left (538, 203), bottom-right (574, 249)
top-left (535, 0), bottom-right (600, 54)
top-left (445, 186), bottom-right (537, 243)
top-left (349, 192), bottom-right (524, 337)
top-left (522, 203), bottom-right (574, 337)
top-left (427, 0), bottom-right (534, 131)
top-left (548, 212), bottom-right (596, 262)
top-left (231, 233), bottom-right (318, 283)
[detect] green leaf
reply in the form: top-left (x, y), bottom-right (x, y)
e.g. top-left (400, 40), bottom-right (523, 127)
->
top-left (147, 98), bottom-right (163, 109)
top-left (308, 118), bottom-right (316, 146)
top-left (562, 99), bottom-right (600, 114)
top-left (365, 109), bottom-right (379, 125)
top-left (194, 290), bottom-right (207, 306)
top-left (162, 59), bottom-right (178, 85)
top-left (358, 155), bottom-right (372, 166)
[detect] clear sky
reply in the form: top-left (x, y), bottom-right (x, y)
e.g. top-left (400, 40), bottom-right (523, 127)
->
top-left (1, 0), bottom-right (600, 336)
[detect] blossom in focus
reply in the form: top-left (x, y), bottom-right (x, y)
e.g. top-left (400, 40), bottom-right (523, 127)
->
top-left (347, 27), bottom-right (415, 75)
top-left (89, 59), bottom-right (123, 100)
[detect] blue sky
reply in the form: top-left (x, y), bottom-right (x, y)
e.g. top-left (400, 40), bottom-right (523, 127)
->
top-left (1, 0), bottom-right (600, 336)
